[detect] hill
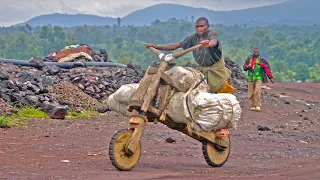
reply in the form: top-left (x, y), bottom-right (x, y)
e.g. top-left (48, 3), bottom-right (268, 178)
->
top-left (19, 0), bottom-right (319, 27)
top-left (21, 13), bottom-right (117, 27)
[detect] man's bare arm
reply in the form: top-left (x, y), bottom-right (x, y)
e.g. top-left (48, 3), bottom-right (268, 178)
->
top-left (200, 39), bottom-right (218, 48)
top-left (144, 42), bottom-right (181, 51)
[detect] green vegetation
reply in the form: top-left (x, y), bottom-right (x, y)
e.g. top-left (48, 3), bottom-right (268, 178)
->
top-left (0, 107), bottom-right (100, 128)
top-left (1, 21), bottom-right (320, 82)
top-left (67, 109), bottom-right (99, 119)
top-left (0, 107), bottom-right (49, 127)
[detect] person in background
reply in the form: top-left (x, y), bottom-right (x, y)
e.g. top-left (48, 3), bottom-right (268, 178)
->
top-left (243, 48), bottom-right (275, 111)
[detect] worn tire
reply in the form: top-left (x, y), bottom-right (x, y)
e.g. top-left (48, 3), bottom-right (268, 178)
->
top-left (202, 136), bottom-right (230, 167)
top-left (109, 129), bottom-right (141, 171)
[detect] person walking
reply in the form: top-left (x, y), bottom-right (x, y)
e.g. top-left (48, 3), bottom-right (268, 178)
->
top-left (243, 48), bottom-right (274, 111)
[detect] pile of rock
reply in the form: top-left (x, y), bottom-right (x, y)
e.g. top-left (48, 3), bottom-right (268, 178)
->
top-left (0, 98), bottom-right (13, 115)
top-left (47, 83), bottom-right (99, 108)
top-left (91, 49), bottom-right (109, 62)
top-left (0, 61), bottom-right (144, 118)
top-left (224, 57), bottom-right (247, 90)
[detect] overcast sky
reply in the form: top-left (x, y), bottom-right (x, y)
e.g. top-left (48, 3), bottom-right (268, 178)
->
top-left (0, 0), bottom-right (289, 26)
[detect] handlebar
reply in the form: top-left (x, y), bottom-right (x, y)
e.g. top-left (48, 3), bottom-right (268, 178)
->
top-left (172, 44), bottom-right (202, 59)
top-left (147, 44), bottom-right (203, 62)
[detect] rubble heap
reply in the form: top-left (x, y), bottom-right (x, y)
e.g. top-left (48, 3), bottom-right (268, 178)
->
top-left (224, 57), bottom-right (247, 90)
top-left (0, 62), bottom-right (143, 118)
top-left (0, 56), bottom-right (245, 119)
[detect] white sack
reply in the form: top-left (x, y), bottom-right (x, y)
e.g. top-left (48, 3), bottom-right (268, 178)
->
top-left (188, 92), bottom-right (241, 131)
top-left (167, 92), bottom-right (188, 124)
top-left (164, 66), bottom-right (195, 92)
top-left (106, 95), bottom-right (132, 117)
top-left (112, 83), bottom-right (139, 104)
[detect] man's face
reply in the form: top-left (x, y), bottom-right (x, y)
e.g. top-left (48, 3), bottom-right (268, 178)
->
top-left (253, 49), bottom-right (260, 57)
top-left (195, 21), bottom-right (209, 36)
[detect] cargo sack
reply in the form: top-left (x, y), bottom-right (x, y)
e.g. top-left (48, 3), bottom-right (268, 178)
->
top-left (186, 92), bottom-right (241, 131)
top-left (167, 92), bottom-right (188, 124)
top-left (105, 83), bottom-right (139, 117)
top-left (112, 83), bottom-right (139, 104)
top-left (167, 68), bottom-right (210, 124)
top-left (164, 66), bottom-right (196, 92)
top-left (106, 95), bottom-right (132, 117)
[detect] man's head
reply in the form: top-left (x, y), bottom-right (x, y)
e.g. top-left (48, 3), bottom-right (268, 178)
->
top-left (253, 48), bottom-right (260, 58)
top-left (195, 17), bottom-right (210, 36)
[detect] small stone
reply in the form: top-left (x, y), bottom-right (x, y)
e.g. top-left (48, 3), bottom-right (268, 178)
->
top-left (165, 137), bottom-right (176, 143)
top-left (257, 125), bottom-right (271, 131)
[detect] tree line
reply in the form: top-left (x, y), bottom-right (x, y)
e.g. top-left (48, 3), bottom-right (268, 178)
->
top-left (0, 21), bottom-right (320, 82)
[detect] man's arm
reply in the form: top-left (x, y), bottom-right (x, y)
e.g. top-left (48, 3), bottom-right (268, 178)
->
top-left (243, 57), bottom-right (251, 71)
top-left (144, 42), bottom-right (181, 51)
top-left (260, 58), bottom-right (275, 83)
top-left (200, 39), bottom-right (218, 48)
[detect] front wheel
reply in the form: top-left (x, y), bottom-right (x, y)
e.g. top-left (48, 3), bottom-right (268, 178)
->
top-left (202, 135), bottom-right (230, 167)
top-left (109, 129), bottom-right (141, 171)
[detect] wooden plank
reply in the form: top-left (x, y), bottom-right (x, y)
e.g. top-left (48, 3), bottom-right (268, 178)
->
top-left (127, 100), bottom-right (144, 112)
top-left (130, 66), bottom-right (153, 102)
top-left (127, 100), bottom-right (161, 116)
top-left (160, 73), bottom-right (173, 86)
top-left (158, 85), bottom-right (172, 121)
top-left (147, 66), bottom-right (158, 75)
top-left (148, 106), bottom-right (161, 116)
top-left (126, 115), bottom-right (147, 154)
top-left (141, 61), bottom-right (168, 112)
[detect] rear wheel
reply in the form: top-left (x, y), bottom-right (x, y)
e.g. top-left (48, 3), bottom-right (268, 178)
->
top-left (109, 129), bottom-right (141, 171)
top-left (202, 135), bottom-right (230, 167)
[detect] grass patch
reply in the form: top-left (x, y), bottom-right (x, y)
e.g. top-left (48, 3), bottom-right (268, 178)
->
top-left (0, 107), bottom-right (50, 128)
top-left (67, 109), bottom-right (99, 119)
top-left (14, 106), bottom-right (49, 119)
top-left (0, 116), bottom-right (10, 128)
top-left (1, 107), bottom-right (101, 128)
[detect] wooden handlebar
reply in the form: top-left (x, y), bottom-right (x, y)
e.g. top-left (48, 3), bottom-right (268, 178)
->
top-left (172, 44), bottom-right (203, 59)
top-left (148, 44), bottom-right (203, 60)
top-left (148, 47), bottom-right (163, 57)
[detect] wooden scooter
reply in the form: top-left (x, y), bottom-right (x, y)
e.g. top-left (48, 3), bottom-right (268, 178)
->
top-left (109, 44), bottom-right (230, 171)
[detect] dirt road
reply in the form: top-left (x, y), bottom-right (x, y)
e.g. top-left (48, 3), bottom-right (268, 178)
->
top-left (1, 82), bottom-right (320, 180)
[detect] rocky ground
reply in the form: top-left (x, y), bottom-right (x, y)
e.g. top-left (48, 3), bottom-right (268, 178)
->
top-left (1, 82), bottom-right (319, 180)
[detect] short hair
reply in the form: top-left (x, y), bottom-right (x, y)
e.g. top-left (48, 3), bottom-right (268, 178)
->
top-left (196, 17), bottom-right (209, 25)
top-left (253, 48), bottom-right (260, 51)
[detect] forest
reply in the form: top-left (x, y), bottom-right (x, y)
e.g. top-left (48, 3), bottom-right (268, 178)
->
top-left (0, 20), bottom-right (320, 82)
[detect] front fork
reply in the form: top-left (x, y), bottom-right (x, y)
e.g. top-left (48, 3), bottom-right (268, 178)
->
top-left (125, 114), bottom-right (147, 155)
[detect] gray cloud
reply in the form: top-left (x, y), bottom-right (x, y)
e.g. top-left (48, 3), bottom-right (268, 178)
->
top-left (0, 0), bottom-right (289, 26)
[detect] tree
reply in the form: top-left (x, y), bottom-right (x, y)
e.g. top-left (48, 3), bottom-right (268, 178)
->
top-left (117, 17), bottom-right (121, 27)
top-left (294, 62), bottom-right (310, 82)
top-left (151, 19), bottom-right (161, 25)
top-left (309, 64), bottom-right (320, 82)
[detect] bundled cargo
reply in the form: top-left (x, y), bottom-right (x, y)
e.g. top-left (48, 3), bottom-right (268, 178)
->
top-left (186, 92), bottom-right (241, 131)
top-left (164, 66), bottom-right (195, 92)
top-left (167, 90), bottom-right (241, 131)
top-left (107, 66), bottom-right (241, 131)
top-left (105, 83), bottom-right (139, 117)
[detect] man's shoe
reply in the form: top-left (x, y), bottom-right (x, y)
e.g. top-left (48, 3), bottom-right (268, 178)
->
top-left (250, 107), bottom-right (256, 111)
top-left (255, 107), bottom-right (261, 111)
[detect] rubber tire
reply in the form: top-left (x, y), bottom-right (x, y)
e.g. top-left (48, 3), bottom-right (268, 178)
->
top-left (109, 129), bottom-right (141, 171)
top-left (202, 136), bottom-right (230, 167)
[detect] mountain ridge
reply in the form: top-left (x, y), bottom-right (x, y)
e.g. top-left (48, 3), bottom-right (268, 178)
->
top-left (19, 0), bottom-right (318, 27)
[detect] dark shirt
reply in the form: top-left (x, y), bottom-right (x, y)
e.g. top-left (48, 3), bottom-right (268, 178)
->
top-left (180, 30), bottom-right (222, 67)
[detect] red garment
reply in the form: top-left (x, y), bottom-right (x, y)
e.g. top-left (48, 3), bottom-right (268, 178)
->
top-left (260, 63), bottom-right (274, 79)
top-left (244, 57), bottom-right (274, 79)
top-left (251, 58), bottom-right (257, 71)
